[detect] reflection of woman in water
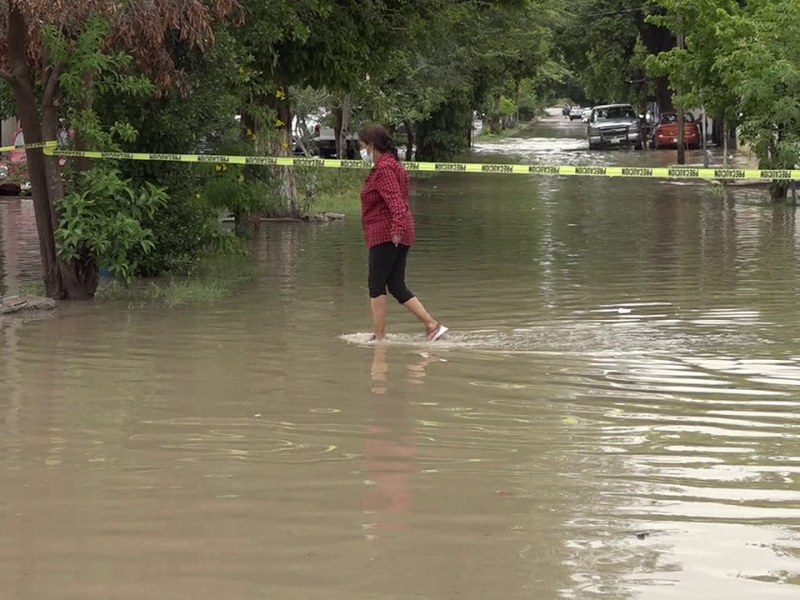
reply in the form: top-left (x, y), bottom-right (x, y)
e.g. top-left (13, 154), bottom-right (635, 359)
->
top-left (358, 124), bottom-right (447, 342)
top-left (362, 346), bottom-right (437, 534)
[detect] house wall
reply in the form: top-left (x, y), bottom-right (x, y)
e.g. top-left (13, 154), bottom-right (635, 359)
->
top-left (1, 117), bottom-right (21, 147)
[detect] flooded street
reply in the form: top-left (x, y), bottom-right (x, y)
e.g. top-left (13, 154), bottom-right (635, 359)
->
top-left (2, 114), bottom-right (800, 599)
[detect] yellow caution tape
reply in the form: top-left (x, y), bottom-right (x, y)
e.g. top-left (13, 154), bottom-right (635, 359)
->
top-left (0, 141), bottom-right (51, 153)
top-left (2, 140), bottom-right (796, 181)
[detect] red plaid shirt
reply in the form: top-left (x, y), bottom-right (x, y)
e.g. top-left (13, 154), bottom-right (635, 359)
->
top-left (361, 153), bottom-right (415, 248)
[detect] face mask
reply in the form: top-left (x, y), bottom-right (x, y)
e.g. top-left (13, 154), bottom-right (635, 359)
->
top-left (360, 147), bottom-right (373, 163)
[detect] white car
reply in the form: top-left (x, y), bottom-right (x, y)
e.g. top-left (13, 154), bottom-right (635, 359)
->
top-left (569, 106), bottom-right (583, 121)
top-left (581, 107), bottom-right (592, 123)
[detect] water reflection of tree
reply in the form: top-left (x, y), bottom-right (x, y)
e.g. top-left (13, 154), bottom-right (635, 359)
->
top-left (1, 314), bottom-right (64, 598)
top-left (2, 319), bottom-right (23, 451)
top-left (543, 180), bottom-right (751, 308)
top-left (260, 224), bottom-right (301, 303)
top-left (0, 198), bottom-right (41, 293)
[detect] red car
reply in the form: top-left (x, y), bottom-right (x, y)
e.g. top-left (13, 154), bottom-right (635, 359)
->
top-left (652, 112), bottom-right (701, 149)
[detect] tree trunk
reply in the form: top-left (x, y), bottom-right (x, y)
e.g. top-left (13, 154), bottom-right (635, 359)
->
top-left (655, 76), bottom-right (674, 112)
top-left (269, 86), bottom-right (299, 218)
top-left (5, 4), bottom-right (98, 300)
top-left (637, 18), bottom-right (675, 113)
top-left (41, 105), bottom-right (64, 203)
top-left (58, 251), bottom-right (98, 299)
top-left (72, 72), bottom-right (94, 174)
top-left (723, 118), bottom-right (728, 166)
top-left (711, 116), bottom-right (723, 146)
top-left (335, 93), bottom-right (351, 159)
top-left (236, 110), bottom-right (262, 235)
top-left (333, 103), bottom-right (342, 156)
top-left (769, 128), bottom-right (790, 202)
top-left (403, 120), bottom-right (414, 160)
top-left (770, 181), bottom-right (789, 202)
top-left (5, 4), bottom-right (63, 298)
top-left (234, 209), bottom-right (260, 237)
top-left (676, 28), bottom-right (685, 165)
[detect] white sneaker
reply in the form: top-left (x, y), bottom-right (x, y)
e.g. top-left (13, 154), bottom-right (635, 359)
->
top-left (426, 324), bottom-right (448, 342)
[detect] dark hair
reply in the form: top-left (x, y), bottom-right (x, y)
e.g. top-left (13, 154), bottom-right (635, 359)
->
top-left (359, 124), bottom-right (398, 159)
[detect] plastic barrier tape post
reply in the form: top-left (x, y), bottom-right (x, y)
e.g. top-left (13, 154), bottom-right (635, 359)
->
top-left (0, 140), bottom-right (790, 181)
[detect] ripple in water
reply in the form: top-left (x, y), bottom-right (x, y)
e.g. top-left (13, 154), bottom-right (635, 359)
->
top-left (340, 302), bottom-right (768, 357)
top-left (548, 343), bottom-right (800, 597)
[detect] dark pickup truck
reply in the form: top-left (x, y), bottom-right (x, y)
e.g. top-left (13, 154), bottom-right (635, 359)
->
top-left (587, 104), bottom-right (644, 150)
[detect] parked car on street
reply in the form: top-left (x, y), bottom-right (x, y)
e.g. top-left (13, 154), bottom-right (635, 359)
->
top-left (587, 104), bottom-right (643, 150)
top-left (651, 112), bottom-right (701, 149)
top-left (312, 125), bottom-right (359, 159)
top-left (581, 107), bottom-right (592, 123)
top-left (569, 106), bottom-right (583, 121)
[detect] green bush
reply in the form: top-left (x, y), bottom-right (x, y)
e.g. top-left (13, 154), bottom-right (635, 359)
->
top-left (55, 166), bottom-right (167, 283)
top-left (131, 179), bottom-right (241, 277)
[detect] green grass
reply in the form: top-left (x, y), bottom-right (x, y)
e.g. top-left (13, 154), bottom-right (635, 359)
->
top-left (310, 186), bottom-right (362, 214)
top-left (301, 169), bottom-right (365, 214)
top-left (10, 281), bottom-right (46, 297)
top-left (474, 119), bottom-right (538, 142)
top-left (296, 160), bottom-right (438, 215)
top-left (96, 254), bottom-right (258, 307)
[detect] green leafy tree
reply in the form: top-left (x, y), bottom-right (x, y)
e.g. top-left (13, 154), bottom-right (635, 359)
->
top-left (645, 0), bottom-right (740, 139)
top-left (647, 0), bottom-right (800, 200)
top-left (715, 0), bottom-right (800, 200)
top-left (554, 0), bottom-right (645, 104)
top-left (96, 27), bottom-right (251, 274)
top-left (404, 0), bottom-right (566, 160)
top-left (552, 1), bottom-right (677, 109)
top-left (0, 0), bottom-right (239, 299)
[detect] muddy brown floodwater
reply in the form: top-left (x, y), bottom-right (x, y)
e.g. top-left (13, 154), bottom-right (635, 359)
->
top-left (1, 114), bottom-right (799, 599)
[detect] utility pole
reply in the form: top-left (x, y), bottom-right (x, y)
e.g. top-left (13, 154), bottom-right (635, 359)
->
top-left (676, 20), bottom-right (685, 165)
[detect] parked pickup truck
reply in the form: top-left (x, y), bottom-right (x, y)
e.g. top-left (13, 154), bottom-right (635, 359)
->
top-left (587, 103), bottom-right (643, 150)
top-left (312, 126), bottom-right (359, 159)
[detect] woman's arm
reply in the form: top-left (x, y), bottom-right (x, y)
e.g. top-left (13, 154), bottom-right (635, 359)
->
top-left (374, 166), bottom-right (407, 240)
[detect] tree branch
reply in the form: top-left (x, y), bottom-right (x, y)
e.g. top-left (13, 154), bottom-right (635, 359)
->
top-left (0, 68), bottom-right (14, 83)
top-left (41, 64), bottom-right (64, 111)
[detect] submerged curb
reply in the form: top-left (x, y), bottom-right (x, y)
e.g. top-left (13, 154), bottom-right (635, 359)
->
top-left (0, 295), bottom-right (56, 315)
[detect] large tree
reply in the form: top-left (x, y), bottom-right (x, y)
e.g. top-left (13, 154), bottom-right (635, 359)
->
top-left (648, 0), bottom-right (800, 200)
top-left (231, 0), bottom-right (470, 213)
top-left (0, 0), bottom-right (239, 299)
top-left (553, 0), bottom-right (675, 108)
top-left (365, 0), bottom-right (564, 160)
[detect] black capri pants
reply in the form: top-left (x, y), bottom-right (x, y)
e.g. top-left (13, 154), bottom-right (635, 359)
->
top-left (368, 242), bottom-right (415, 304)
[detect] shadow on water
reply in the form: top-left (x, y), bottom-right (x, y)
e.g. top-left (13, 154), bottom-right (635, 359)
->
top-left (2, 116), bottom-right (800, 598)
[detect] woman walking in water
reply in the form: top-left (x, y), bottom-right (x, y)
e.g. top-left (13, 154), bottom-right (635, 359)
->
top-left (359, 124), bottom-right (447, 342)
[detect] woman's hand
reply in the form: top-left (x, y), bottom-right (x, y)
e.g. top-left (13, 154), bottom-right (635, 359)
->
top-left (392, 234), bottom-right (402, 246)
